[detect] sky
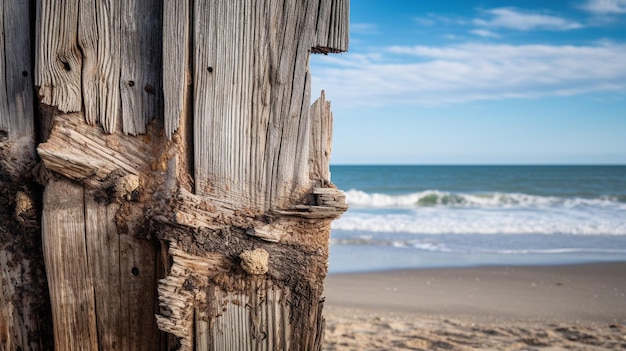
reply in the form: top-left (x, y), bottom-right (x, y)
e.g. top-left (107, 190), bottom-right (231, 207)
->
top-left (310, 0), bottom-right (626, 165)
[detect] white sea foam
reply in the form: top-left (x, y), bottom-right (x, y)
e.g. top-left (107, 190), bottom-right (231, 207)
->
top-left (329, 235), bottom-right (626, 254)
top-left (344, 189), bottom-right (625, 209)
top-left (331, 208), bottom-right (626, 235)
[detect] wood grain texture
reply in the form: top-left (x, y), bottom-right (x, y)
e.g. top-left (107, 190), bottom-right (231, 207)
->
top-left (78, 0), bottom-right (122, 133)
top-left (28, 1), bottom-right (349, 350)
top-left (0, 0), bottom-right (35, 160)
top-left (156, 244), bottom-right (231, 351)
top-left (41, 185), bottom-right (164, 351)
top-left (191, 0), bottom-right (347, 213)
top-left (157, 242), bottom-right (295, 351)
top-left (42, 179), bottom-right (99, 351)
top-left (85, 196), bottom-right (124, 350)
top-left (156, 2), bottom-right (348, 349)
top-left (0, 3), bottom-right (52, 350)
top-left (119, 232), bottom-right (162, 351)
top-left (312, 0), bottom-right (349, 54)
top-left (37, 0), bottom-right (162, 135)
top-left (309, 91), bottom-right (333, 186)
top-left (203, 280), bottom-right (291, 351)
top-left (37, 112), bottom-right (153, 186)
top-left (120, 0), bottom-right (163, 135)
top-left (163, 0), bottom-right (192, 140)
top-left (35, 0), bottom-right (83, 113)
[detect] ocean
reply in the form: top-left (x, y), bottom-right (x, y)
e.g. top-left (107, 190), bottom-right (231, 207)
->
top-left (328, 165), bottom-right (626, 273)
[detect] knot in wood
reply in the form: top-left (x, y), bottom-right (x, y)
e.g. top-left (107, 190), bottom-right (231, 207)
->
top-left (239, 248), bottom-right (269, 275)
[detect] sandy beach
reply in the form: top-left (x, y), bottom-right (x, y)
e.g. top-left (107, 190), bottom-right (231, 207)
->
top-left (323, 262), bottom-right (626, 350)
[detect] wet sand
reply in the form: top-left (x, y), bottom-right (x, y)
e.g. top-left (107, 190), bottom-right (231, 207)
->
top-left (323, 262), bottom-right (626, 350)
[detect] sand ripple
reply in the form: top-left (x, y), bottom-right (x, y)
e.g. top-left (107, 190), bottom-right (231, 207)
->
top-left (324, 312), bottom-right (626, 351)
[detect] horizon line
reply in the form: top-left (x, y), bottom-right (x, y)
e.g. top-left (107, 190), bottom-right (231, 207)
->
top-left (329, 163), bottom-right (626, 166)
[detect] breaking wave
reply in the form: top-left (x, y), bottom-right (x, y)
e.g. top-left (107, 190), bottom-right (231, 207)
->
top-left (344, 189), bottom-right (626, 209)
top-left (332, 210), bottom-right (626, 235)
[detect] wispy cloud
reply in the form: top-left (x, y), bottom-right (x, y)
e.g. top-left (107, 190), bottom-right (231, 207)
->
top-left (413, 16), bottom-right (436, 26)
top-left (474, 8), bottom-right (584, 31)
top-left (470, 29), bottom-right (500, 38)
top-left (413, 14), bottom-right (467, 26)
top-left (579, 0), bottom-right (626, 14)
top-left (311, 43), bottom-right (626, 109)
top-left (351, 23), bottom-right (378, 34)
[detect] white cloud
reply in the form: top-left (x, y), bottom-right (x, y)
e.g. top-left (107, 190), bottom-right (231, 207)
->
top-left (413, 14), bottom-right (467, 26)
top-left (351, 23), bottom-right (378, 34)
top-left (579, 0), bottom-right (626, 14)
top-left (470, 29), bottom-right (500, 38)
top-left (413, 17), bottom-right (435, 26)
top-left (311, 42), bottom-right (626, 109)
top-left (474, 8), bottom-right (583, 31)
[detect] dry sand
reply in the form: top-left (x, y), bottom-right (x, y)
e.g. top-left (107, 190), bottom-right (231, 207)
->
top-left (323, 262), bottom-right (626, 350)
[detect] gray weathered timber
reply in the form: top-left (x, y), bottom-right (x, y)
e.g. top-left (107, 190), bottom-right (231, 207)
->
top-left (42, 180), bottom-right (99, 350)
top-left (35, 0), bottom-right (171, 344)
top-left (2, 0), bottom-right (349, 350)
top-left (37, 112), bottom-right (153, 186)
top-left (79, 0), bottom-right (123, 133)
top-left (163, 0), bottom-right (191, 140)
top-left (159, 2), bottom-right (348, 349)
top-left (35, 0), bottom-right (83, 113)
top-left (37, 110), bottom-right (167, 350)
top-left (37, 0), bottom-right (162, 135)
top-left (120, 0), bottom-right (163, 135)
top-left (1, 0), bottom-right (35, 150)
top-left (309, 91), bottom-right (334, 185)
top-left (190, 0), bottom-right (349, 212)
top-left (313, 0), bottom-right (350, 54)
top-left (1, 1), bottom-right (53, 350)
top-left (85, 195), bottom-right (163, 351)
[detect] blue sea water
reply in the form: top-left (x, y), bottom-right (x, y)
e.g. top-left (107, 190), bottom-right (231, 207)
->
top-left (328, 166), bottom-right (626, 273)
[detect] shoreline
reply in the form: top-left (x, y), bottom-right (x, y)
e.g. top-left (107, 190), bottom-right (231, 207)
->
top-left (323, 262), bottom-right (626, 350)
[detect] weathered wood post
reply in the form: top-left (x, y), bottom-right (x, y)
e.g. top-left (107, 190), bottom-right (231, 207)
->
top-left (1, 1), bottom-right (54, 350)
top-left (2, 0), bottom-right (348, 350)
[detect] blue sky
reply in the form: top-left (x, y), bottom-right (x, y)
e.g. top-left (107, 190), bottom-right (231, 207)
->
top-left (311, 0), bottom-right (626, 165)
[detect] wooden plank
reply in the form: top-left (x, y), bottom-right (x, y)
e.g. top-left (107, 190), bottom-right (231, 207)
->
top-left (0, 2), bottom-right (7, 134)
top-left (120, 0), bottom-right (163, 135)
top-left (309, 92), bottom-right (333, 185)
top-left (35, 0), bottom-right (83, 113)
top-left (78, 0), bottom-right (123, 133)
top-left (163, 0), bottom-right (192, 139)
top-left (120, 233), bottom-right (161, 351)
top-left (207, 278), bottom-right (290, 351)
top-left (1, 0), bottom-right (35, 143)
top-left (0, 4), bottom-right (50, 349)
top-left (39, 0), bottom-right (164, 136)
top-left (193, 0), bottom-right (249, 201)
top-left (77, 0), bottom-right (99, 126)
top-left (313, 0), bottom-right (349, 54)
top-left (86, 191), bottom-right (164, 351)
top-left (192, 0), bottom-right (329, 210)
top-left (42, 179), bottom-right (99, 350)
top-left (85, 195), bottom-right (123, 350)
top-left (157, 3), bottom-right (349, 349)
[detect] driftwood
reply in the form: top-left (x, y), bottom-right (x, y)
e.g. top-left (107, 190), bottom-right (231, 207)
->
top-left (1, 0), bottom-right (348, 350)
